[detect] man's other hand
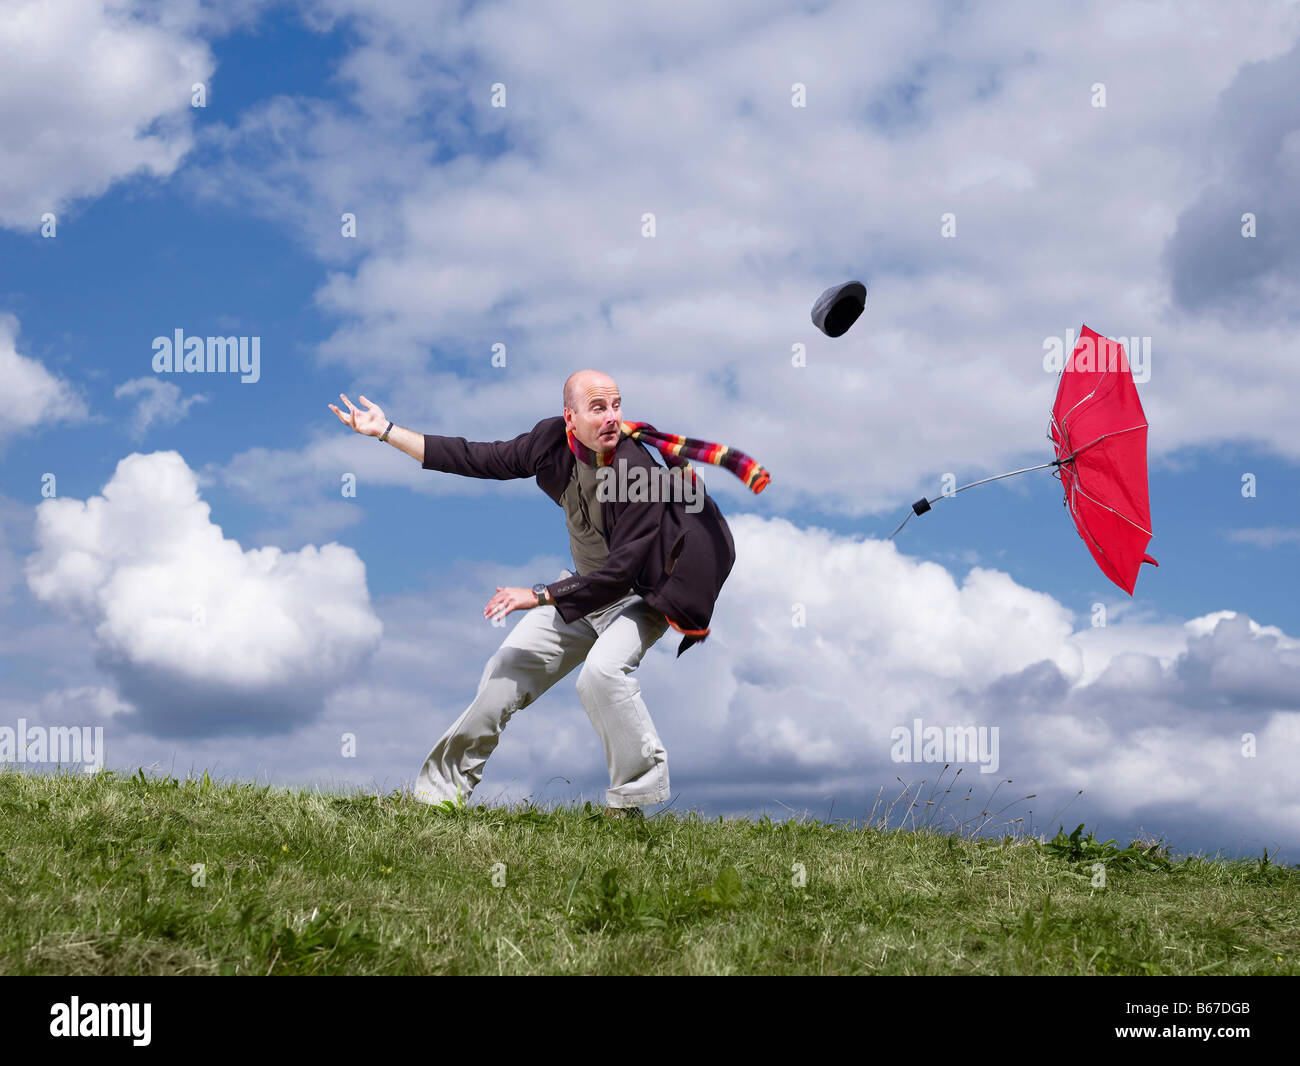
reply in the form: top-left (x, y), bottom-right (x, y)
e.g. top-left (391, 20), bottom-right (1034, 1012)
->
top-left (329, 393), bottom-right (387, 436)
top-left (485, 586), bottom-right (541, 622)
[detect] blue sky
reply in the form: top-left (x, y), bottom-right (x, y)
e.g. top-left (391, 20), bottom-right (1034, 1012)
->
top-left (1, 0), bottom-right (1298, 859)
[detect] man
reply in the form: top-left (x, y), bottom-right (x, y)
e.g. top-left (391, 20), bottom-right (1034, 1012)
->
top-left (328, 370), bottom-right (765, 819)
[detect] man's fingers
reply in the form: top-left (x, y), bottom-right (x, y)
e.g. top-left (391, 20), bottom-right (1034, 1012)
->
top-left (484, 587), bottom-right (517, 621)
top-left (335, 395), bottom-right (362, 430)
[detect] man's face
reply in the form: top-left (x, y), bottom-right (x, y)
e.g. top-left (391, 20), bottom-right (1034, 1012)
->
top-left (565, 377), bottom-right (622, 452)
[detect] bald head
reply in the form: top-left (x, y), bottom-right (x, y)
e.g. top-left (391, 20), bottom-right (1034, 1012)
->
top-left (563, 369), bottom-right (623, 453)
top-left (563, 369), bottom-right (615, 412)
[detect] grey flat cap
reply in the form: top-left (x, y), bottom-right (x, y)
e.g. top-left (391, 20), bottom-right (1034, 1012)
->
top-left (811, 279), bottom-right (867, 337)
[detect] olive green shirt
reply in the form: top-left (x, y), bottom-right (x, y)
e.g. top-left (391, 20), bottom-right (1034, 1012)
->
top-left (560, 458), bottom-right (610, 577)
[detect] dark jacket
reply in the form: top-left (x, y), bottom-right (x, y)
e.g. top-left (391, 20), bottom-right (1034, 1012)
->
top-left (421, 415), bottom-right (736, 656)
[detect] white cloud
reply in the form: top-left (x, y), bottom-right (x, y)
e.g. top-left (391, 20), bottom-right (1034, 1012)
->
top-left (34, 684), bottom-right (134, 720)
top-left (0, 0), bottom-right (218, 229)
top-left (0, 314), bottom-right (86, 440)
top-left (1227, 527), bottom-right (1300, 548)
top-left (114, 376), bottom-right (208, 439)
top-left (382, 517), bottom-right (1296, 850)
top-left (10, 505), bottom-right (1298, 851)
top-left (24, 450), bottom-right (383, 736)
top-left (679, 516), bottom-right (1300, 845)
top-left (197, 0), bottom-right (1300, 522)
top-left (626, 516), bottom-right (1297, 846)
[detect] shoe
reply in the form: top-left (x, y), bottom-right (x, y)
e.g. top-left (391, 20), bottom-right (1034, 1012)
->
top-left (605, 805), bottom-right (645, 820)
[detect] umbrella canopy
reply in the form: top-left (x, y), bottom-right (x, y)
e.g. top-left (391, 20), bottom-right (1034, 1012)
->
top-left (889, 323), bottom-right (1158, 596)
top-left (1050, 324), bottom-right (1158, 595)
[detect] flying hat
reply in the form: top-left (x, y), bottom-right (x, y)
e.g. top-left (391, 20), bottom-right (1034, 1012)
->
top-left (811, 279), bottom-right (867, 337)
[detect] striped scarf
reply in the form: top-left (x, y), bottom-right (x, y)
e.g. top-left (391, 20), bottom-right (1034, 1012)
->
top-left (565, 421), bottom-right (770, 494)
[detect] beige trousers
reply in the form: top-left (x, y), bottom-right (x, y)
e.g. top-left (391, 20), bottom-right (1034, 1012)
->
top-left (413, 570), bottom-right (670, 809)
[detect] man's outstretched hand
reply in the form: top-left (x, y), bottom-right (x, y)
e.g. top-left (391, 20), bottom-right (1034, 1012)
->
top-left (329, 393), bottom-right (387, 436)
top-left (485, 586), bottom-right (541, 622)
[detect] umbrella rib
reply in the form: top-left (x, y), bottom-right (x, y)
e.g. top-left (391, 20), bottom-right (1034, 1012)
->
top-left (1069, 480), bottom-right (1154, 537)
top-left (1057, 336), bottom-right (1128, 423)
top-left (1057, 422), bottom-right (1148, 462)
top-left (1059, 420), bottom-right (1153, 535)
top-left (1067, 489), bottom-right (1113, 563)
top-left (1058, 387), bottom-right (1099, 428)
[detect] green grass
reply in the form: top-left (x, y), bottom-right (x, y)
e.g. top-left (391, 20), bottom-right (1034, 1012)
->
top-left (1, 765), bottom-right (1296, 975)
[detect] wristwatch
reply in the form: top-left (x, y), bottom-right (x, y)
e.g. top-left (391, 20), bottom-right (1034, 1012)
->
top-left (531, 582), bottom-right (550, 606)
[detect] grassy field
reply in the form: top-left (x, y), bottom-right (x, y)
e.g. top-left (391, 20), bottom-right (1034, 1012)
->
top-left (1, 766), bottom-right (1296, 976)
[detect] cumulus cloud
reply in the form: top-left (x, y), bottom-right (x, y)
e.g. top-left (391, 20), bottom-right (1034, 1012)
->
top-left (588, 515), bottom-right (1297, 851)
top-left (24, 450), bottom-right (383, 737)
top-left (221, 513), bottom-right (1296, 852)
top-left (1164, 37), bottom-right (1300, 324)
top-left (384, 515), bottom-right (1296, 853)
top-left (0, 314), bottom-right (86, 441)
top-left (11, 503), bottom-right (1297, 852)
top-left (0, 0), bottom-right (218, 229)
top-left (33, 684), bottom-right (134, 721)
top-left (198, 0), bottom-right (1300, 528)
top-left (665, 516), bottom-right (1300, 849)
top-left (113, 376), bottom-right (208, 439)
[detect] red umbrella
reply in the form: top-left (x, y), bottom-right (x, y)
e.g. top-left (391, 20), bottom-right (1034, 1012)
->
top-left (890, 324), bottom-right (1158, 595)
top-left (1050, 324), bottom-right (1158, 595)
